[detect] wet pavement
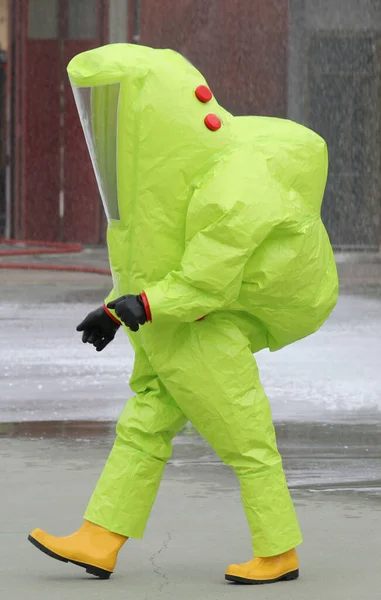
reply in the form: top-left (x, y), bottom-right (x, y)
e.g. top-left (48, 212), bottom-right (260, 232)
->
top-left (1, 419), bottom-right (381, 494)
top-left (1, 266), bottom-right (381, 492)
top-left (1, 263), bottom-right (381, 598)
top-left (1, 283), bottom-right (381, 424)
top-left (1, 432), bottom-right (381, 600)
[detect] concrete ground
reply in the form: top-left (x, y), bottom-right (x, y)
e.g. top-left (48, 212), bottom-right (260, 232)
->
top-left (0, 248), bottom-right (381, 599)
top-left (1, 244), bottom-right (381, 295)
top-left (1, 431), bottom-right (381, 600)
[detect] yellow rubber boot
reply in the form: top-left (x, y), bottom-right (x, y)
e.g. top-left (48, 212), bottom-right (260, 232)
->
top-left (225, 548), bottom-right (299, 585)
top-left (28, 520), bottom-right (128, 579)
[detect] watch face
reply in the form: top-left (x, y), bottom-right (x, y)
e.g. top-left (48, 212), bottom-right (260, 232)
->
top-left (72, 83), bottom-right (121, 222)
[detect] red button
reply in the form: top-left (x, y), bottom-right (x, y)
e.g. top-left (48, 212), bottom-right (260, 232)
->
top-left (204, 114), bottom-right (222, 131)
top-left (195, 85), bottom-right (213, 103)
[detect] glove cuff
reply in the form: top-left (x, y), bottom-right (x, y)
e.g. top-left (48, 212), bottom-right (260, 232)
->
top-left (140, 292), bottom-right (152, 322)
top-left (103, 304), bottom-right (122, 326)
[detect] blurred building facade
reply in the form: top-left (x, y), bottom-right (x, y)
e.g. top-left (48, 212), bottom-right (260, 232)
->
top-left (289, 0), bottom-right (381, 249)
top-left (1, 0), bottom-right (380, 249)
top-left (0, 0), bottom-right (7, 236)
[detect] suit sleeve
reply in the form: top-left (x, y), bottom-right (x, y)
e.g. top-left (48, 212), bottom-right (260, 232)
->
top-left (144, 147), bottom-right (284, 323)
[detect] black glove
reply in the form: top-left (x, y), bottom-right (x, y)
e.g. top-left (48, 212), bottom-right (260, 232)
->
top-left (76, 306), bottom-right (120, 352)
top-left (107, 295), bottom-right (147, 332)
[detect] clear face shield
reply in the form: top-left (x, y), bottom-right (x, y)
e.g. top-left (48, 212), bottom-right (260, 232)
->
top-left (71, 83), bottom-right (121, 222)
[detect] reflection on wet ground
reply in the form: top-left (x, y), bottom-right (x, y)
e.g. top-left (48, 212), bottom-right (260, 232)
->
top-left (1, 420), bottom-right (380, 496)
top-left (1, 290), bottom-right (380, 502)
top-left (2, 295), bottom-right (381, 423)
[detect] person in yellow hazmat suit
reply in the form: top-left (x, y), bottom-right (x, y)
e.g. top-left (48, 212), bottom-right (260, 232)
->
top-left (28, 44), bottom-right (338, 584)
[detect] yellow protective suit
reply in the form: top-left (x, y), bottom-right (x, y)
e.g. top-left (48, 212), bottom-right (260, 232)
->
top-left (67, 43), bottom-right (338, 556)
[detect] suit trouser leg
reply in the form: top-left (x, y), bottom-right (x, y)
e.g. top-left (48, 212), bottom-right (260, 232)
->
top-left (85, 336), bottom-right (187, 538)
top-left (141, 314), bottom-right (303, 556)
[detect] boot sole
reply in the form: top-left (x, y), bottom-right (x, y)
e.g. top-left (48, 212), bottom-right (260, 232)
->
top-left (28, 535), bottom-right (112, 580)
top-left (225, 568), bottom-right (299, 585)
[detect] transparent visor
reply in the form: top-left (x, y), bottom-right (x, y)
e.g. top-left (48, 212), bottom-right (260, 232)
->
top-left (71, 83), bottom-right (121, 221)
